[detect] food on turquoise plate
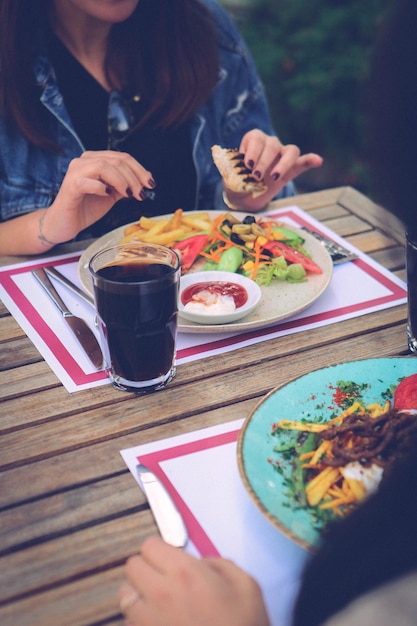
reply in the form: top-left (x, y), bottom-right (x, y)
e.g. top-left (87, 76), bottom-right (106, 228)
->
top-left (270, 374), bottom-right (417, 529)
top-left (238, 358), bottom-right (417, 551)
top-left (393, 373), bottom-right (417, 410)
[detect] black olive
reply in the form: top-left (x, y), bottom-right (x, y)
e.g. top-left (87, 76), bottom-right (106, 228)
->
top-left (262, 249), bottom-right (273, 258)
top-left (230, 232), bottom-right (245, 246)
top-left (222, 219), bottom-right (233, 229)
top-left (242, 215), bottom-right (256, 225)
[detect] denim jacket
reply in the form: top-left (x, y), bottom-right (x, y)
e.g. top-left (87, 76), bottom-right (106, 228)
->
top-left (0, 0), bottom-right (294, 223)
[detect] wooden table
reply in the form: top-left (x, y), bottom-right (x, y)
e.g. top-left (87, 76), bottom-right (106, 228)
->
top-left (0, 187), bottom-right (411, 626)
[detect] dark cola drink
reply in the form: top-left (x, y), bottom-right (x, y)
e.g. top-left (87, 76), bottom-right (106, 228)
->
top-left (89, 244), bottom-right (180, 393)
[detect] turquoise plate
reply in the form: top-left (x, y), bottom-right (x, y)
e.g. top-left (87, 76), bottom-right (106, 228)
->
top-left (237, 357), bottom-right (417, 551)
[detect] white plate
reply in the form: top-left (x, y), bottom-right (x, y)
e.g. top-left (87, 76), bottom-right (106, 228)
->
top-left (78, 211), bottom-right (333, 334)
top-left (178, 271), bottom-right (262, 325)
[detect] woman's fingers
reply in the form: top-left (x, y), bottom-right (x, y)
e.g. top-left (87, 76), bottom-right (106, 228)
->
top-left (239, 130), bottom-right (323, 186)
top-left (118, 536), bottom-right (271, 626)
top-left (128, 535), bottom-right (197, 577)
top-left (239, 130), bottom-right (279, 174)
top-left (43, 150), bottom-right (157, 242)
top-left (274, 152), bottom-right (323, 186)
top-left (68, 151), bottom-right (156, 201)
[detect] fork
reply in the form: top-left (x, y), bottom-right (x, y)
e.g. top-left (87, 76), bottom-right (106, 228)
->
top-left (301, 227), bottom-right (358, 265)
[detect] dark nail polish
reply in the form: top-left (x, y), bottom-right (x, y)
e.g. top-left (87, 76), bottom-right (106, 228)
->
top-left (147, 178), bottom-right (157, 188)
top-left (126, 187), bottom-right (133, 197)
top-left (105, 186), bottom-right (113, 195)
top-left (247, 160), bottom-right (254, 169)
top-left (272, 172), bottom-right (280, 181)
top-left (139, 189), bottom-right (147, 200)
top-left (254, 170), bottom-right (262, 180)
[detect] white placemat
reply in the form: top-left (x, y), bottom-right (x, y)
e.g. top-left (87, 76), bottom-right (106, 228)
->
top-left (120, 419), bottom-right (309, 626)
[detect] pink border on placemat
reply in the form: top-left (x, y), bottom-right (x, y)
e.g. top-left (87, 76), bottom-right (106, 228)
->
top-left (176, 258), bottom-right (406, 358)
top-left (138, 428), bottom-right (241, 557)
top-left (0, 256), bottom-right (107, 386)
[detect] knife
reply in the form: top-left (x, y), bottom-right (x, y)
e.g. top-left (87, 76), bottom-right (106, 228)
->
top-left (44, 266), bottom-right (94, 307)
top-left (32, 268), bottom-right (103, 370)
top-left (136, 463), bottom-right (188, 547)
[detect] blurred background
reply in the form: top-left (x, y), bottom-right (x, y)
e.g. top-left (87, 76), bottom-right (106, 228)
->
top-left (221, 0), bottom-right (390, 200)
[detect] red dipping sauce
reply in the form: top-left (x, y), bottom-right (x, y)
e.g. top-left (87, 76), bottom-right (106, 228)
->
top-left (181, 281), bottom-right (248, 309)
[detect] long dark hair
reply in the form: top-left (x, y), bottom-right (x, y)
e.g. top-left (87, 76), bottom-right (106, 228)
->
top-left (0, 0), bottom-right (219, 150)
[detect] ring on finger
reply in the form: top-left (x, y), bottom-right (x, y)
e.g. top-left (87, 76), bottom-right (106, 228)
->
top-left (120, 587), bottom-right (140, 613)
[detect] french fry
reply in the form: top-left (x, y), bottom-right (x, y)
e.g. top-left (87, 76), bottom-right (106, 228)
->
top-left (305, 467), bottom-right (341, 507)
top-left (276, 420), bottom-right (328, 433)
top-left (319, 493), bottom-right (356, 511)
top-left (119, 211), bottom-right (217, 248)
top-left (119, 228), bottom-right (153, 243)
top-left (182, 211), bottom-right (211, 222)
top-left (274, 395), bottom-right (397, 518)
top-left (168, 208), bottom-right (184, 230)
top-left (180, 214), bottom-right (213, 231)
top-left (341, 476), bottom-right (367, 501)
top-left (140, 219), bottom-right (170, 239)
top-left (140, 227), bottom-right (188, 245)
top-left (139, 216), bottom-right (160, 230)
top-left (123, 222), bottom-right (143, 237)
top-left (367, 401), bottom-right (389, 418)
top-left (309, 440), bottom-right (332, 466)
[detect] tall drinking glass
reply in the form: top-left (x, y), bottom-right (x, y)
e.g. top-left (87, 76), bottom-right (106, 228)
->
top-left (89, 243), bottom-right (180, 393)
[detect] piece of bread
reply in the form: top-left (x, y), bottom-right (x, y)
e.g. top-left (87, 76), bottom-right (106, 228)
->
top-left (211, 145), bottom-right (267, 198)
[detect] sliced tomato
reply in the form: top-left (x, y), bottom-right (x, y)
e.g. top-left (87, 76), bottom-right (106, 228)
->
top-left (393, 374), bottom-right (417, 410)
top-left (262, 241), bottom-right (322, 274)
top-left (172, 234), bottom-right (208, 271)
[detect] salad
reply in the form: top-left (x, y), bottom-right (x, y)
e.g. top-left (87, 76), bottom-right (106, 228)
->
top-left (173, 212), bottom-right (323, 285)
top-left (120, 209), bottom-right (323, 286)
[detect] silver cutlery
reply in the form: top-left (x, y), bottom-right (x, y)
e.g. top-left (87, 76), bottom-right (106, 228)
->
top-left (32, 267), bottom-right (103, 370)
top-left (301, 227), bottom-right (358, 265)
top-left (44, 266), bottom-right (94, 307)
top-left (136, 463), bottom-right (188, 547)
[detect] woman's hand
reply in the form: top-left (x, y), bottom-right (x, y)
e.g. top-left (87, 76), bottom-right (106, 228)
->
top-left (39, 150), bottom-right (156, 246)
top-left (118, 536), bottom-right (270, 626)
top-left (223, 129), bottom-right (323, 212)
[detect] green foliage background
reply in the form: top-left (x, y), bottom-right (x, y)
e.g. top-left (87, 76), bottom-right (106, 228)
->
top-left (222, 0), bottom-right (390, 193)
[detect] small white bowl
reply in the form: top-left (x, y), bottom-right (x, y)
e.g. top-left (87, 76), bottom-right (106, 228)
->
top-left (178, 271), bottom-right (262, 325)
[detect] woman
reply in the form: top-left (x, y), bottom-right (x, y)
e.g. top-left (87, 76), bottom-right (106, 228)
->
top-left (0, 0), bottom-right (322, 255)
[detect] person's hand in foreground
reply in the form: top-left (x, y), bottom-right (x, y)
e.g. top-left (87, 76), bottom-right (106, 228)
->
top-left (224, 129), bottom-right (323, 212)
top-left (118, 535), bottom-right (270, 626)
